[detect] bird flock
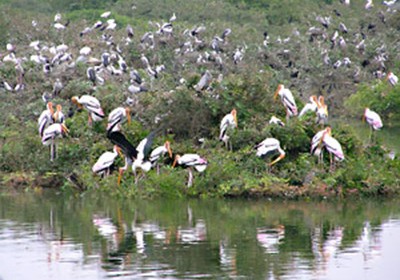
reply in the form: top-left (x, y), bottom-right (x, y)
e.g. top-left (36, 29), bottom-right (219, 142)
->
top-left (1, 0), bottom-right (395, 188)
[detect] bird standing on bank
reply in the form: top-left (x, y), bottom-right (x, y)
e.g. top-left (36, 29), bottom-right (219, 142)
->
top-left (254, 137), bottom-right (286, 166)
top-left (219, 108), bottom-right (238, 150)
top-left (38, 102), bottom-right (54, 137)
top-left (92, 145), bottom-right (122, 177)
top-left (173, 154), bottom-right (208, 187)
top-left (274, 84), bottom-right (298, 121)
top-left (363, 107), bottom-right (383, 142)
top-left (149, 141), bottom-right (173, 174)
top-left (42, 123), bottom-right (69, 162)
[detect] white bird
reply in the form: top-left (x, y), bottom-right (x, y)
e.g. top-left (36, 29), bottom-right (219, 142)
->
top-left (173, 154), bottom-right (208, 187)
top-left (41, 123), bottom-right (69, 161)
top-left (38, 102), bottom-right (54, 137)
top-left (365, 0), bottom-right (373, 9)
top-left (321, 127), bottom-right (344, 170)
top-left (311, 127), bottom-right (331, 165)
top-left (386, 71), bottom-right (398, 86)
top-left (101, 11), bottom-right (111, 18)
top-left (71, 95), bottom-right (105, 125)
top-left (363, 108), bottom-right (383, 131)
top-left (194, 70), bottom-right (212, 92)
top-left (274, 84), bottom-right (298, 120)
top-left (254, 138), bottom-right (286, 166)
top-left (79, 46), bottom-right (91, 56)
top-left (107, 107), bottom-right (131, 132)
top-left (219, 109), bottom-right (238, 150)
top-left (92, 145), bottom-right (121, 177)
top-left (149, 141), bottom-right (173, 174)
top-left (299, 95), bottom-right (318, 118)
top-left (269, 116), bottom-right (285, 126)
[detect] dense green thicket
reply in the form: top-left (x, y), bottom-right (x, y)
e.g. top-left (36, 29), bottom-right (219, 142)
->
top-left (0, 0), bottom-right (400, 198)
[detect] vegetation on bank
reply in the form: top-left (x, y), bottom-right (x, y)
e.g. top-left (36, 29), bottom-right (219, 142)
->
top-left (1, 0), bottom-right (400, 198)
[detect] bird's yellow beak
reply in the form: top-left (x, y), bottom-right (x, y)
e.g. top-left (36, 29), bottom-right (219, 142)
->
top-left (172, 155), bottom-right (180, 168)
top-left (166, 141), bottom-right (172, 158)
top-left (115, 146), bottom-right (123, 158)
top-left (126, 107), bottom-right (131, 124)
top-left (274, 85), bottom-right (281, 101)
top-left (61, 123), bottom-right (69, 134)
top-left (269, 153), bottom-right (285, 166)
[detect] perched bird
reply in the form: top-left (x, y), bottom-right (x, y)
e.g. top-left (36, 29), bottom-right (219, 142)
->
top-left (173, 154), bottom-right (208, 187)
top-left (316, 96), bottom-right (328, 125)
top-left (38, 102), bottom-right (54, 137)
top-left (321, 127), bottom-right (344, 170)
top-left (269, 116), bottom-right (285, 126)
top-left (92, 145), bottom-right (121, 177)
top-left (107, 129), bottom-right (138, 185)
top-left (254, 137), bottom-right (286, 166)
top-left (41, 123), bottom-right (69, 162)
top-left (363, 108), bottom-right (383, 130)
top-left (71, 95), bottom-right (105, 125)
top-left (52, 104), bottom-right (65, 124)
top-left (219, 109), bottom-right (238, 150)
top-left (52, 78), bottom-right (63, 96)
top-left (274, 84), bottom-right (298, 120)
top-left (299, 95), bottom-right (318, 118)
top-left (149, 141), bottom-right (173, 174)
top-left (107, 107), bottom-right (131, 132)
top-left (386, 72), bottom-right (398, 86)
top-left (194, 70), bottom-right (212, 92)
top-left (311, 127), bottom-right (331, 165)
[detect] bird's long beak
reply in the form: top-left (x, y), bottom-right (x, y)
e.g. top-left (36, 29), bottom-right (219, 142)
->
top-left (172, 155), bottom-right (179, 168)
top-left (61, 123), bottom-right (69, 134)
top-left (274, 85), bottom-right (281, 101)
top-left (116, 146), bottom-right (123, 158)
top-left (166, 141), bottom-right (172, 158)
top-left (269, 153), bottom-right (285, 166)
top-left (126, 108), bottom-right (131, 124)
top-left (118, 168), bottom-right (124, 186)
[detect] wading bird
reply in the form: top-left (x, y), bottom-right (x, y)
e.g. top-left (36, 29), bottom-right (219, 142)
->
top-left (52, 104), bottom-right (65, 124)
top-left (269, 115), bottom-right (285, 126)
top-left (363, 108), bottom-right (383, 142)
top-left (219, 108), bottom-right (238, 150)
top-left (42, 123), bottom-right (69, 162)
top-left (254, 138), bottom-right (285, 166)
top-left (316, 96), bottom-right (328, 125)
top-left (321, 127), bottom-right (344, 171)
top-left (38, 102), bottom-right (54, 137)
top-left (92, 145), bottom-right (122, 177)
top-left (311, 127), bottom-right (331, 165)
top-left (386, 71), bottom-right (398, 86)
top-left (173, 154), bottom-right (208, 187)
top-left (299, 95), bottom-right (318, 118)
top-left (149, 141), bottom-right (173, 174)
top-left (274, 84), bottom-right (298, 121)
top-left (107, 107), bottom-right (131, 132)
top-left (71, 95), bottom-right (105, 125)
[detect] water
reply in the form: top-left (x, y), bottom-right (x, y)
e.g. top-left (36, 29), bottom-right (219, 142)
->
top-left (1, 191), bottom-right (400, 279)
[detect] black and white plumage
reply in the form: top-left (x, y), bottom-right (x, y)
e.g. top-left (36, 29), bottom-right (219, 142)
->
top-left (107, 107), bottom-right (131, 133)
top-left (41, 123), bottom-right (69, 162)
top-left (299, 95), bottom-right (318, 118)
top-left (194, 70), bottom-right (212, 92)
top-left (173, 154), bottom-right (208, 187)
top-left (322, 128), bottom-right (344, 170)
top-left (149, 141), bottom-right (173, 174)
top-left (38, 102), bottom-right (54, 137)
top-left (386, 72), bottom-right (398, 86)
top-left (219, 109), bottom-right (238, 150)
top-left (311, 127), bottom-right (330, 165)
top-left (52, 78), bottom-right (63, 96)
top-left (92, 145), bottom-right (121, 177)
top-left (254, 138), bottom-right (285, 166)
top-left (269, 116), bottom-right (285, 126)
top-left (363, 108), bottom-right (383, 131)
top-left (71, 95), bottom-right (105, 125)
top-left (274, 84), bottom-right (298, 119)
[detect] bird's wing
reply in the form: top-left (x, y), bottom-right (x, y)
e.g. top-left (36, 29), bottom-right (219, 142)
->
top-left (107, 131), bottom-right (137, 160)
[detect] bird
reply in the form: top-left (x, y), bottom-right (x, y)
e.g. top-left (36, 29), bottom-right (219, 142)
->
top-left (86, 67), bottom-right (104, 86)
top-left (194, 70), bottom-right (212, 92)
top-left (316, 96), bottom-right (328, 125)
top-left (299, 95), bottom-right (318, 118)
top-left (149, 141), bottom-right (173, 174)
top-left (41, 123), bottom-right (69, 162)
top-left (269, 116), bottom-right (285, 126)
top-left (274, 84), bottom-right (298, 121)
top-left (38, 102), bottom-right (54, 137)
top-left (254, 137), bottom-right (286, 166)
top-left (386, 72), bottom-right (398, 86)
top-left (311, 127), bottom-right (331, 165)
top-left (92, 145), bottom-right (122, 177)
top-left (132, 131), bottom-right (158, 182)
top-left (363, 108), bottom-right (383, 142)
top-left (52, 104), bottom-right (65, 124)
top-left (107, 129), bottom-right (138, 186)
top-left (107, 107), bottom-right (131, 133)
top-left (52, 78), bottom-right (63, 96)
top-left (173, 154), bottom-right (208, 187)
top-left (321, 127), bottom-right (344, 171)
top-left (71, 95), bottom-right (105, 125)
top-left (219, 109), bottom-right (238, 150)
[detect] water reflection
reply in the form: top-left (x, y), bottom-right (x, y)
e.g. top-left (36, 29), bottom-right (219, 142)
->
top-left (0, 191), bottom-right (400, 279)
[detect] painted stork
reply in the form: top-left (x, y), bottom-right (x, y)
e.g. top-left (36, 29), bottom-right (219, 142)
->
top-left (321, 127), bottom-right (344, 171)
top-left (42, 123), bottom-right (69, 162)
top-left (386, 72), bottom-right (398, 86)
top-left (254, 137), bottom-right (286, 166)
top-left (173, 154), bottom-right (208, 187)
top-left (363, 108), bottom-right (383, 142)
top-left (219, 109), bottom-right (238, 150)
top-left (71, 95), bottom-right (105, 125)
top-left (92, 145), bottom-right (121, 177)
top-left (38, 102), bottom-right (54, 137)
top-left (274, 84), bottom-right (298, 121)
top-left (107, 107), bottom-right (131, 133)
top-left (52, 104), bottom-right (65, 124)
top-left (299, 95), bottom-right (318, 118)
top-left (133, 131), bottom-right (158, 182)
top-left (311, 127), bottom-right (331, 165)
top-left (149, 141), bottom-right (173, 174)
top-left (316, 96), bottom-right (328, 125)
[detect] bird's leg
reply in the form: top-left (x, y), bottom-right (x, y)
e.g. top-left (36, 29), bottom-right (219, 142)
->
top-left (156, 164), bottom-right (160, 175)
top-left (50, 140), bottom-right (55, 162)
top-left (118, 168), bottom-right (124, 186)
top-left (286, 109), bottom-right (290, 124)
top-left (329, 154), bottom-right (334, 172)
top-left (88, 114), bottom-right (93, 126)
top-left (187, 168), bottom-right (193, 187)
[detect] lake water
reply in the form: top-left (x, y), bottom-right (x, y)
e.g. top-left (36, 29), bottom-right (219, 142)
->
top-left (1, 190), bottom-right (400, 279)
